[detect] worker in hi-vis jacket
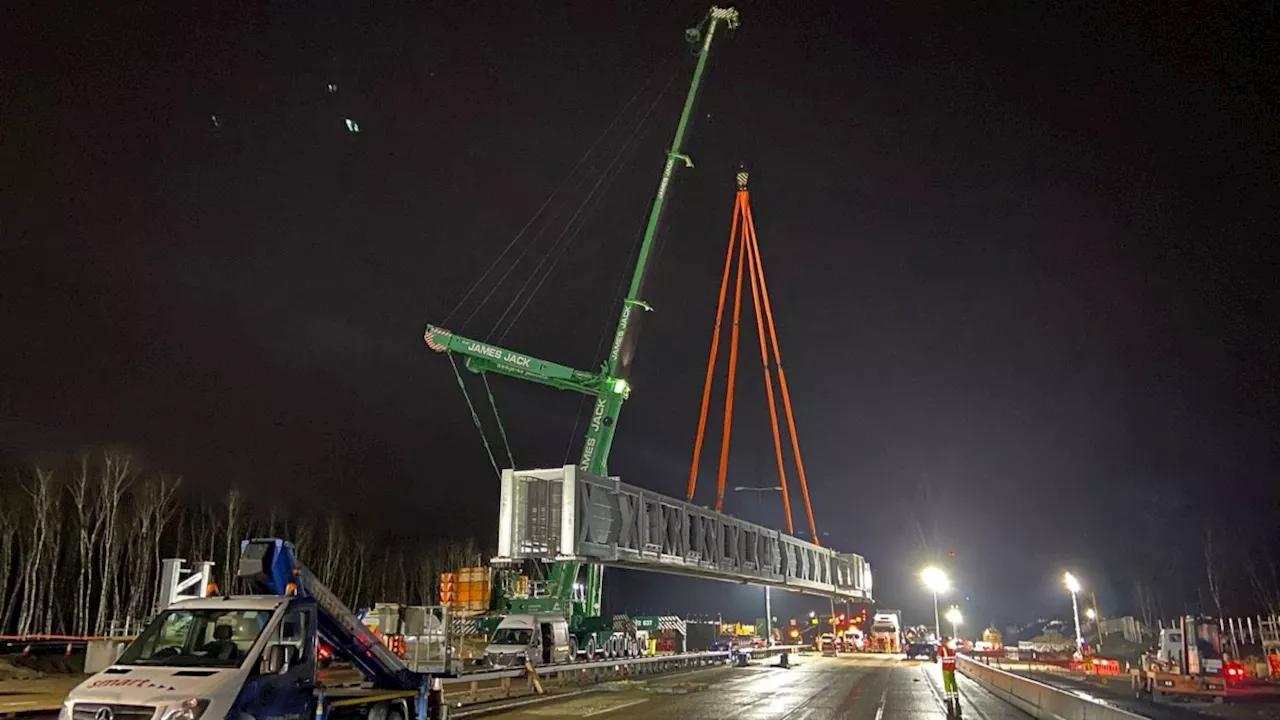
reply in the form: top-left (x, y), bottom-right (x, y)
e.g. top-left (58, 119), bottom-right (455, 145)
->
top-left (939, 636), bottom-right (959, 715)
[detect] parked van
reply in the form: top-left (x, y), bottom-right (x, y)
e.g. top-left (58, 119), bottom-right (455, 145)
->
top-left (484, 614), bottom-right (573, 667)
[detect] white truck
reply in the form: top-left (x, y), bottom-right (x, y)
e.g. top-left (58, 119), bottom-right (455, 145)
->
top-left (869, 611), bottom-right (902, 653)
top-left (483, 613), bottom-right (574, 667)
top-left (61, 539), bottom-right (434, 720)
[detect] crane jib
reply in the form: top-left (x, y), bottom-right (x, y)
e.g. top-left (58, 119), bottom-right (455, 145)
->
top-left (426, 325), bottom-right (589, 384)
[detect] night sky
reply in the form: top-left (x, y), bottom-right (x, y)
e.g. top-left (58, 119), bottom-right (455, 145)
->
top-left (5, 1), bottom-right (1278, 628)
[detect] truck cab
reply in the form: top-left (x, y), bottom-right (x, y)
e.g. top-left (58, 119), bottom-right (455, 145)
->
top-left (62, 596), bottom-right (331, 720)
top-left (484, 614), bottom-right (573, 668)
top-left (1136, 616), bottom-right (1227, 700)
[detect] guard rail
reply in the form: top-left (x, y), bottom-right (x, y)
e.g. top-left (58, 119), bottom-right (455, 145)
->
top-left (448, 644), bottom-right (808, 682)
top-left (958, 655), bottom-right (1145, 720)
top-left (441, 645), bottom-right (809, 703)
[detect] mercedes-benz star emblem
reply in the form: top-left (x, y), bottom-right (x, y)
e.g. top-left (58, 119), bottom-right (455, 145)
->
top-left (94, 706), bottom-right (114, 720)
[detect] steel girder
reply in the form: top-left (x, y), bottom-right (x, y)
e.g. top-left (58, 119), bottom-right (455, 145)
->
top-left (495, 466), bottom-right (872, 600)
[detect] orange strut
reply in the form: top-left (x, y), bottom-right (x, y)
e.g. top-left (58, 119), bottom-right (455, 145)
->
top-left (742, 202), bottom-right (795, 535)
top-left (687, 193), bottom-right (744, 502)
top-left (714, 220), bottom-right (747, 513)
top-left (744, 208), bottom-right (820, 544)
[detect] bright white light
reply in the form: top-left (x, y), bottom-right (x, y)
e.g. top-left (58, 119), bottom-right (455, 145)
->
top-left (921, 567), bottom-right (951, 594)
top-left (809, 610), bottom-right (816, 618)
top-left (1085, 608), bottom-right (1096, 620)
top-left (945, 607), bottom-right (963, 626)
top-left (1064, 572), bottom-right (1081, 594)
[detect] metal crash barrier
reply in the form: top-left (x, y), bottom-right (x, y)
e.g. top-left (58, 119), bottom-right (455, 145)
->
top-left (957, 656), bottom-right (1145, 720)
top-left (441, 645), bottom-right (811, 704)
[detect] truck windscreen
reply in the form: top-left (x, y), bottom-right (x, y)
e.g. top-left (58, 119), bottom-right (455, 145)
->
top-left (490, 628), bottom-right (533, 645)
top-left (118, 608), bottom-right (273, 668)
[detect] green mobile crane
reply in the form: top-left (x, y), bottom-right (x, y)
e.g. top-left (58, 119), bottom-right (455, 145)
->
top-left (424, 6), bottom-right (740, 637)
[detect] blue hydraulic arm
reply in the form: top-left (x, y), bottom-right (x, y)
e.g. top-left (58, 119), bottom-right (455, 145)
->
top-left (237, 538), bottom-right (420, 690)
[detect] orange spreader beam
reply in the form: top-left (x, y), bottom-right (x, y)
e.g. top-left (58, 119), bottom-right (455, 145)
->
top-left (685, 169), bottom-right (820, 543)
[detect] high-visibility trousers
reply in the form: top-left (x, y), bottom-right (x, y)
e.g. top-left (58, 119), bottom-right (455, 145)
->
top-left (942, 668), bottom-right (958, 696)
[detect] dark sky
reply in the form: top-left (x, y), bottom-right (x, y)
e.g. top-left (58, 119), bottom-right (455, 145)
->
top-left (4, 0), bottom-right (1278, 628)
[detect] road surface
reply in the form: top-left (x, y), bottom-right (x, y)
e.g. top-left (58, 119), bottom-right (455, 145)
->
top-left (2, 654), bottom-right (1038, 720)
top-left (0, 676), bottom-right (81, 717)
top-left (459, 654), bottom-right (1033, 719)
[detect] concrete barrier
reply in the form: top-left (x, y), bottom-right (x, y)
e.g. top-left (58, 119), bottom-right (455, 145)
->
top-left (957, 656), bottom-right (1145, 720)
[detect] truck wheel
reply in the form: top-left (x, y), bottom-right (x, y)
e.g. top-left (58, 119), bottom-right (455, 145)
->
top-left (587, 637), bottom-right (598, 659)
top-left (569, 637), bottom-right (579, 661)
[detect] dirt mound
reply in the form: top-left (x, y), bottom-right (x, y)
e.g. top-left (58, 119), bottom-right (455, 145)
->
top-left (0, 657), bottom-right (44, 681)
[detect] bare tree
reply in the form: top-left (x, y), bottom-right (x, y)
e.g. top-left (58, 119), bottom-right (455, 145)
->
top-left (121, 475), bottom-right (180, 628)
top-left (352, 537), bottom-right (368, 605)
top-left (1133, 578), bottom-right (1157, 635)
top-left (69, 456), bottom-right (101, 635)
top-left (319, 517), bottom-right (344, 593)
top-left (93, 452), bottom-right (133, 635)
top-left (0, 491), bottom-right (19, 632)
top-left (1203, 527), bottom-right (1240, 656)
top-left (202, 498), bottom-right (219, 563)
top-left (1244, 548), bottom-right (1280, 618)
top-left (16, 467), bottom-right (58, 635)
top-left (265, 505), bottom-right (279, 538)
top-left (39, 477), bottom-right (66, 633)
top-left (222, 489), bottom-right (242, 591)
top-left (150, 476), bottom-right (180, 613)
top-left (292, 515), bottom-right (315, 560)
top-left (1204, 528), bottom-right (1226, 616)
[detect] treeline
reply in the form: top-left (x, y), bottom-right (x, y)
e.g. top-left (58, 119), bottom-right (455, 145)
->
top-left (0, 450), bottom-right (485, 637)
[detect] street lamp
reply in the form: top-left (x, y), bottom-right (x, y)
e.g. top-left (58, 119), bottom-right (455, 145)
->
top-left (921, 567), bottom-right (951, 641)
top-left (733, 486), bottom-right (783, 644)
top-left (1085, 606), bottom-right (1102, 651)
top-left (1064, 572), bottom-right (1083, 655)
top-left (945, 606), bottom-right (962, 644)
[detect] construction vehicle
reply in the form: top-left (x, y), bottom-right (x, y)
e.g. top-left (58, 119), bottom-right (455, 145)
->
top-left (1134, 616), bottom-right (1227, 702)
top-left (903, 624), bottom-right (932, 644)
top-left (422, 7), bottom-right (742, 651)
top-left (842, 626), bottom-right (865, 652)
top-left (818, 632), bottom-right (839, 656)
top-left (869, 611), bottom-right (902, 653)
top-left (978, 625), bottom-right (1003, 651)
top-left (904, 642), bottom-right (938, 662)
top-left (61, 539), bottom-right (437, 720)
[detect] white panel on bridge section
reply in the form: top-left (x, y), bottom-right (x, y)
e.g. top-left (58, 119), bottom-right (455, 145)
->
top-left (495, 466), bottom-right (873, 600)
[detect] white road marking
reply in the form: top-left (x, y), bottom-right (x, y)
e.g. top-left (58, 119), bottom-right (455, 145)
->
top-left (921, 665), bottom-right (951, 713)
top-left (581, 698), bottom-right (649, 717)
top-left (874, 685), bottom-right (888, 720)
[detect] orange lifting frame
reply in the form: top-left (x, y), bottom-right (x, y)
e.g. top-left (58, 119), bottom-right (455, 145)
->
top-left (685, 170), bottom-right (820, 543)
